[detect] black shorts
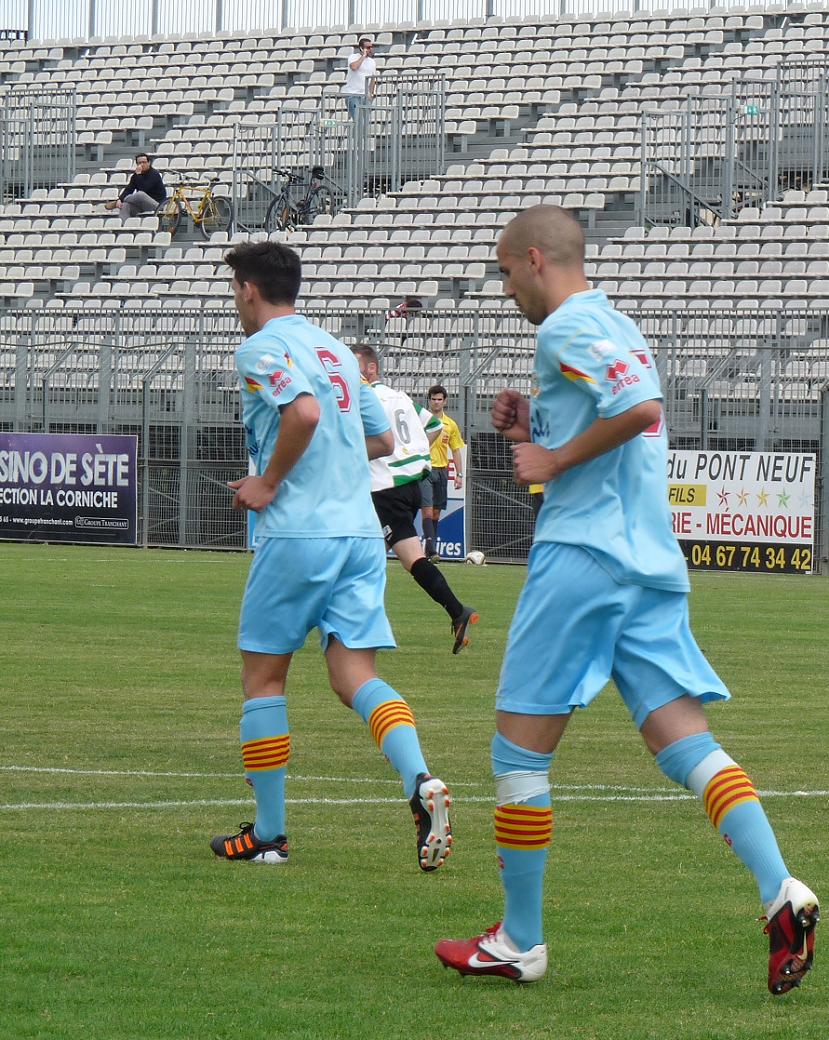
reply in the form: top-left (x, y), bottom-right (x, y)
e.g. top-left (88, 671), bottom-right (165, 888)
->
top-left (423, 467), bottom-right (448, 511)
top-left (372, 482), bottom-right (422, 547)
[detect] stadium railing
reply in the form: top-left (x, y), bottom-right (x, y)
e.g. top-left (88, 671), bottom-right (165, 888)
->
top-left (1, 303), bottom-right (827, 566)
top-left (13, 0), bottom-right (788, 45)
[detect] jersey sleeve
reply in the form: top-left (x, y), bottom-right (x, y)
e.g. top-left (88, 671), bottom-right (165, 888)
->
top-left (417, 404), bottom-right (441, 434)
top-left (547, 318), bottom-right (662, 419)
top-left (448, 419), bottom-right (465, 450)
top-left (237, 340), bottom-right (314, 412)
top-left (359, 382), bottom-right (391, 436)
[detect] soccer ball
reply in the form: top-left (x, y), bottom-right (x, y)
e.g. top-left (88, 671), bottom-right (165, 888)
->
top-left (465, 550), bottom-right (486, 566)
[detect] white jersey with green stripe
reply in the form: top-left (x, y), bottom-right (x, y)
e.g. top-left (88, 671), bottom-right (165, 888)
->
top-left (367, 380), bottom-right (440, 491)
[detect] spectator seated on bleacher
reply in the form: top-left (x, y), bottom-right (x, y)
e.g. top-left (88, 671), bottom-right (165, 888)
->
top-left (104, 153), bottom-right (166, 224)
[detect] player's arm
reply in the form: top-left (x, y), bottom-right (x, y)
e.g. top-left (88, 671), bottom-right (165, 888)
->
top-left (512, 399), bottom-right (661, 485)
top-left (491, 389), bottom-right (531, 443)
top-left (359, 380), bottom-right (393, 460)
top-left (417, 404), bottom-right (442, 445)
top-left (366, 430), bottom-right (393, 459)
top-left (426, 426), bottom-right (441, 445)
top-left (449, 421), bottom-right (465, 486)
top-left (450, 447), bottom-right (464, 487)
top-left (230, 394), bottom-right (320, 511)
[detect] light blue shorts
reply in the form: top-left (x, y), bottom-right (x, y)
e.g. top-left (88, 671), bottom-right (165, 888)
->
top-left (496, 542), bottom-right (730, 728)
top-left (239, 536), bottom-right (396, 655)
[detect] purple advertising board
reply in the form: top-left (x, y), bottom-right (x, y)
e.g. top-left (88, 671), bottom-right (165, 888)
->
top-left (0, 432), bottom-right (138, 545)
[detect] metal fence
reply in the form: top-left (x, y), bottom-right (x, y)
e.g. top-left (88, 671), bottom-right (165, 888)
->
top-left (231, 73), bottom-right (444, 229)
top-left (0, 0), bottom-right (780, 43)
top-left (641, 61), bottom-right (829, 228)
top-left (0, 87), bottom-right (76, 201)
top-left (1, 303), bottom-right (827, 567)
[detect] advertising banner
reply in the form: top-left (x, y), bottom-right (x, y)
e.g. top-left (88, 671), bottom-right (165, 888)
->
top-left (0, 432), bottom-right (138, 545)
top-left (668, 450), bottom-right (815, 574)
top-left (433, 449), bottom-right (467, 561)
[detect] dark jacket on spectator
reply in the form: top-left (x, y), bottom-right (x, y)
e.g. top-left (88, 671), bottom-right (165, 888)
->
top-left (119, 168), bottom-right (166, 203)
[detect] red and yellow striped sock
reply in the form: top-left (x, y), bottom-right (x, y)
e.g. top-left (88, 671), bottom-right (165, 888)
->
top-left (239, 696), bottom-right (290, 841)
top-left (368, 699), bottom-right (416, 748)
top-left (703, 765), bottom-right (760, 831)
top-left (352, 679), bottom-right (428, 798)
top-left (495, 800), bottom-right (553, 950)
top-left (242, 733), bottom-right (291, 773)
top-left (700, 763), bottom-right (788, 903)
top-left (495, 803), bottom-right (554, 850)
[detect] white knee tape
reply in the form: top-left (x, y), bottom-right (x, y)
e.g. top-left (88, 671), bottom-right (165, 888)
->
top-left (686, 749), bottom-right (736, 798)
top-left (495, 770), bottom-right (551, 807)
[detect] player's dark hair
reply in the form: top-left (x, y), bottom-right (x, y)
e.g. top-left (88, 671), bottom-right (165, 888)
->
top-left (225, 241), bottom-right (302, 305)
top-left (428, 384), bottom-right (447, 399)
top-left (352, 344), bottom-right (380, 369)
top-left (135, 152), bottom-right (151, 163)
top-left (358, 35), bottom-right (372, 47)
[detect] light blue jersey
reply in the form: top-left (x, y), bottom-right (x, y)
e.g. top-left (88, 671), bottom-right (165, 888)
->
top-left (531, 289), bottom-right (688, 592)
top-left (236, 314), bottom-right (389, 539)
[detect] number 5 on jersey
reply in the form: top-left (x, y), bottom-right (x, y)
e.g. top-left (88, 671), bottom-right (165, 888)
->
top-left (315, 347), bottom-right (352, 412)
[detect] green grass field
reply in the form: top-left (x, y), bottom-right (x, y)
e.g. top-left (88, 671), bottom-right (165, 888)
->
top-left (1, 542), bottom-right (827, 1040)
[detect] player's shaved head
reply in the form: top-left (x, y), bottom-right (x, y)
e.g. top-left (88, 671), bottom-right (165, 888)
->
top-left (499, 205), bottom-right (585, 268)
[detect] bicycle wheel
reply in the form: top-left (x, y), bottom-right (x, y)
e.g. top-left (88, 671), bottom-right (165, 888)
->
top-left (303, 186), bottom-right (333, 224)
top-left (199, 194), bottom-right (233, 239)
top-left (265, 194), bottom-right (296, 233)
top-left (156, 197), bottom-right (182, 236)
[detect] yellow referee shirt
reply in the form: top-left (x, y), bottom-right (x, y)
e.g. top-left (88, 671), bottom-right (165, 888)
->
top-left (430, 413), bottom-right (464, 469)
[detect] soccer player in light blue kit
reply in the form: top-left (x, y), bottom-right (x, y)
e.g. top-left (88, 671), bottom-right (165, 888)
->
top-left (435, 206), bottom-right (818, 994)
top-left (210, 241), bottom-right (452, 874)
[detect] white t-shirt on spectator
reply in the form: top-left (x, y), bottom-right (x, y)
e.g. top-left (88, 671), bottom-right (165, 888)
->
top-left (341, 53), bottom-right (377, 96)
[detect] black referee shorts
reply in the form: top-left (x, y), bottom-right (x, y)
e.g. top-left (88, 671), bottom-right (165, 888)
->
top-left (371, 481), bottom-right (422, 548)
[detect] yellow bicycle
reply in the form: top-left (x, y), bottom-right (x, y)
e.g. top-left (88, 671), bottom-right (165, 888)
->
top-left (155, 178), bottom-right (233, 239)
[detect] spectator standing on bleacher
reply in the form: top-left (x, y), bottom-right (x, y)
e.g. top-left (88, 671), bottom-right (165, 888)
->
top-left (340, 36), bottom-right (377, 119)
top-left (104, 153), bottom-right (166, 223)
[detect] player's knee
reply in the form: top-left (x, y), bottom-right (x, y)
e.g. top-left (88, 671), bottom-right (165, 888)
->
top-left (327, 666), bottom-right (372, 706)
top-left (491, 732), bottom-right (553, 805)
top-left (655, 731), bottom-right (720, 788)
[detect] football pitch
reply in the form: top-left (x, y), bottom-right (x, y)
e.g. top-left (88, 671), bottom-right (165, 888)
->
top-left (1, 542), bottom-right (827, 1040)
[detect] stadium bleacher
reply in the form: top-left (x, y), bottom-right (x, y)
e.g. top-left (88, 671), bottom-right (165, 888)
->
top-left (0, 6), bottom-right (828, 431)
top-left (0, 6), bottom-right (827, 314)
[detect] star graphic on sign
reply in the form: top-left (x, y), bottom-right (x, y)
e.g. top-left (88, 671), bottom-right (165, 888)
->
top-left (799, 490), bottom-right (813, 508)
top-left (757, 489), bottom-right (769, 506)
top-left (717, 488), bottom-right (730, 508)
top-left (777, 490), bottom-right (790, 508)
top-left (737, 488), bottom-right (750, 506)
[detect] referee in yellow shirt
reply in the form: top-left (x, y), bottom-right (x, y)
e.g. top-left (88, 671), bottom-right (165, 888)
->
top-left (419, 384), bottom-right (464, 562)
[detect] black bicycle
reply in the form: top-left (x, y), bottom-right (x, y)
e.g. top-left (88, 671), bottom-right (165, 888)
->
top-left (264, 166), bottom-right (333, 232)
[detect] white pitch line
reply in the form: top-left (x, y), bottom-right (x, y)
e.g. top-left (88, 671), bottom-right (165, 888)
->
top-left (0, 791), bottom-right (827, 811)
top-left (1, 766), bottom-right (827, 802)
top-left (0, 794), bottom-right (689, 810)
top-left (0, 765), bottom-right (678, 792)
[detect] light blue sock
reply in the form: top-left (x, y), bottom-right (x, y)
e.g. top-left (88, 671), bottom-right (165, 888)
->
top-left (656, 732), bottom-right (788, 904)
top-left (492, 732), bottom-right (554, 952)
top-left (655, 731), bottom-right (719, 787)
top-left (716, 801), bottom-right (790, 905)
top-left (240, 695), bottom-right (289, 842)
top-left (352, 678), bottom-right (428, 798)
